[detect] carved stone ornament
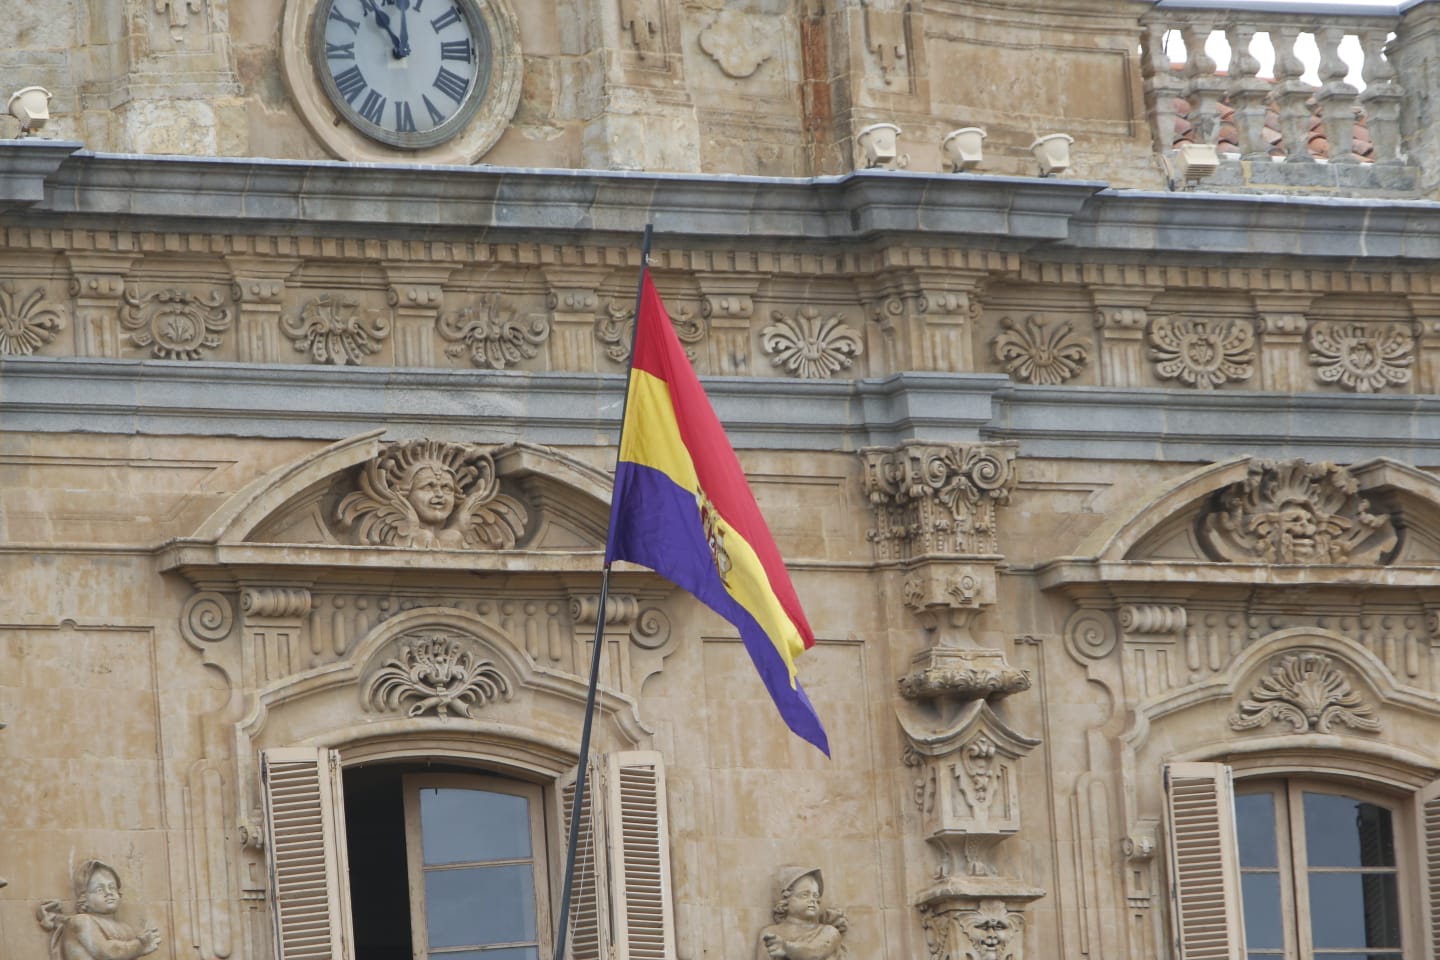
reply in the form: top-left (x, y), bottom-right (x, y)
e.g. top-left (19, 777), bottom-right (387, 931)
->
top-left (860, 443), bottom-right (1016, 558)
top-left (597, 299), bottom-right (704, 363)
top-left (919, 899), bottom-right (1025, 960)
top-left (36, 859), bottom-right (161, 960)
top-left (1147, 314), bottom-right (1255, 388)
top-left (280, 294), bottom-right (390, 365)
top-left (1230, 651), bottom-right (1381, 734)
top-left (337, 439), bottom-right (529, 549)
top-left (121, 287), bottom-right (232, 360)
top-left (755, 866), bottom-right (848, 960)
top-left (991, 315), bottom-right (1090, 385)
top-left (363, 632), bottom-right (512, 718)
top-left (0, 281), bottom-right (65, 355)
top-left (898, 649), bottom-right (1031, 702)
top-left (438, 293), bottom-right (550, 369)
top-left (762, 307), bottom-right (863, 379)
top-left (698, 8), bottom-right (775, 79)
top-left (1308, 321), bottom-right (1414, 392)
top-left (1200, 459), bottom-right (1398, 565)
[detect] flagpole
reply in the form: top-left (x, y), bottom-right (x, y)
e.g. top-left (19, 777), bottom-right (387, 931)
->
top-left (552, 223), bottom-right (654, 960)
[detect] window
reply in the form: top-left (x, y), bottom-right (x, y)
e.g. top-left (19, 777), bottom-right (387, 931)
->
top-left (260, 747), bottom-right (675, 960)
top-left (1165, 763), bottom-right (1428, 960)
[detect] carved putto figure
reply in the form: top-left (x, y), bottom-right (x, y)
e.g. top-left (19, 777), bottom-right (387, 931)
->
top-left (337, 440), bottom-right (529, 549)
top-left (757, 867), bottom-right (848, 960)
top-left (1200, 459), bottom-right (1397, 565)
top-left (36, 860), bottom-right (161, 960)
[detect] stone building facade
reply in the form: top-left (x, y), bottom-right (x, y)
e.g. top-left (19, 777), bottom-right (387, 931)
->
top-left (4, 1), bottom-right (1440, 959)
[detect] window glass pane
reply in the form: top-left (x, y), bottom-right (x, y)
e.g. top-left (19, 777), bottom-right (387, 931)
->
top-left (1308, 872), bottom-right (1401, 950)
top-left (1235, 792), bottom-right (1278, 868)
top-left (420, 787), bottom-right (532, 864)
top-left (1303, 793), bottom-right (1396, 869)
top-left (429, 950), bottom-right (538, 960)
top-left (425, 864), bottom-right (537, 949)
top-left (1240, 872), bottom-right (1284, 949)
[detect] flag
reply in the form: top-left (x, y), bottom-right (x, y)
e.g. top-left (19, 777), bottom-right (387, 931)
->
top-left (605, 270), bottom-right (830, 755)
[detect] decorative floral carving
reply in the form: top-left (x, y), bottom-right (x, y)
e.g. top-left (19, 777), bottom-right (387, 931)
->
top-left (1308, 321), bottom-right (1414, 392)
top-left (762, 307), bottom-right (863, 379)
top-left (596, 299), bottom-right (704, 363)
top-left (698, 9), bottom-right (774, 78)
top-left (991, 315), bottom-right (1090, 385)
top-left (280, 294), bottom-right (389, 365)
top-left (37, 860), bottom-right (161, 960)
top-left (120, 287), bottom-right (231, 360)
top-left (961, 736), bottom-right (997, 807)
top-left (0, 281), bottom-right (64, 355)
top-left (1147, 314), bottom-right (1254, 388)
top-left (337, 439), bottom-right (529, 549)
top-left (860, 442), bottom-right (1016, 558)
top-left (898, 666), bottom-right (1031, 701)
top-left (1200, 459), bottom-right (1397, 565)
top-left (1230, 652), bottom-right (1381, 733)
top-left (437, 293), bottom-right (549, 369)
top-left (363, 632), bottom-right (511, 718)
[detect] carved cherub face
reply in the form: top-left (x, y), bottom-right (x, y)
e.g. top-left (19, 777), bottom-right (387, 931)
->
top-left (81, 867), bottom-right (121, 916)
top-left (402, 464), bottom-right (459, 526)
top-left (782, 874), bottom-right (822, 922)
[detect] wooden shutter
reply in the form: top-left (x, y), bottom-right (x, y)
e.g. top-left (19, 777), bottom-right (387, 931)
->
top-left (604, 750), bottom-right (676, 960)
top-left (1417, 776), bottom-right (1440, 960)
top-left (260, 747), bottom-right (354, 960)
top-left (1163, 762), bottom-right (1245, 960)
top-left (558, 758), bottom-right (610, 960)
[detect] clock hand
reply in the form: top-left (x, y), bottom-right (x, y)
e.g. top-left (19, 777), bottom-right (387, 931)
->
top-left (395, 0), bottom-right (411, 59)
top-left (358, 0), bottom-right (406, 58)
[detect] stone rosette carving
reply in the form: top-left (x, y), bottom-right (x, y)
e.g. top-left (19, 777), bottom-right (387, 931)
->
top-left (363, 632), bottom-right (511, 718)
top-left (1147, 314), bottom-right (1255, 388)
top-left (1230, 651), bottom-right (1380, 734)
top-left (0, 281), bottom-right (65, 355)
top-left (280, 294), bottom-right (389, 365)
top-left (762, 307), bottom-right (863, 379)
top-left (861, 443), bottom-right (1016, 558)
top-left (337, 439), bottom-right (529, 549)
top-left (756, 866), bottom-right (847, 960)
top-left (919, 899), bottom-right (1025, 960)
top-left (991, 315), bottom-right (1090, 385)
top-left (1200, 459), bottom-right (1397, 565)
top-left (597, 299), bottom-right (704, 363)
top-left (121, 287), bottom-right (231, 360)
top-left (438, 293), bottom-right (550, 369)
top-left (698, 9), bottom-right (775, 79)
top-left (37, 859), bottom-right (161, 960)
top-left (1308, 321), bottom-right (1414, 392)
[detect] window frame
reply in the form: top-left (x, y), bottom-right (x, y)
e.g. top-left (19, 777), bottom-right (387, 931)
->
top-left (401, 771), bottom-right (553, 960)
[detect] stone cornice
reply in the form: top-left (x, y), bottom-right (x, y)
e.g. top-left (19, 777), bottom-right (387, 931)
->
top-left (10, 143), bottom-right (1440, 265)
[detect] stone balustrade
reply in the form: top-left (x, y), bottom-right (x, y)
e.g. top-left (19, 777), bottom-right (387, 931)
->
top-left (1140, 5), bottom-right (1405, 169)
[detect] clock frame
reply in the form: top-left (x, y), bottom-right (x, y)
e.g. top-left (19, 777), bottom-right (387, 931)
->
top-left (280, 0), bottom-right (521, 163)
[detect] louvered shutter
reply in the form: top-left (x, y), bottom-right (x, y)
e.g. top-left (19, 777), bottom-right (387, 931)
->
top-left (1417, 777), bottom-right (1440, 960)
top-left (261, 747), bottom-right (354, 960)
top-left (604, 750), bottom-right (676, 960)
top-left (1163, 762), bottom-right (1245, 960)
top-left (558, 758), bottom-right (610, 960)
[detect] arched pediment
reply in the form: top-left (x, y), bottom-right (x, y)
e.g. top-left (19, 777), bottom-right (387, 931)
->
top-left (165, 432), bottom-right (617, 568)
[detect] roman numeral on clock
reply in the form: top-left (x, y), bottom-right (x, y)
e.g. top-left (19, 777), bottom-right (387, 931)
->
top-left (394, 100), bottom-right (417, 133)
top-left (432, 66), bottom-right (469, 102)
top-left (422, 95), bottom-right (446, 124)
top-left (333, 65), bottom-right (367, 104)
top-left (430, 5), bottom-right (462, 31)
top-left (326, 41), bottom-right (356, 60)
top-left (328, 5), bottom-right (361, 32)
top-left (358, 89), bottom-right (386, 125)
top-left (440, 39), bottom-right (472, 61)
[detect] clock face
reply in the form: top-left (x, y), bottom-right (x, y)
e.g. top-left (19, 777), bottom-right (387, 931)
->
top-left (312, 0), bottom-right (491, 149)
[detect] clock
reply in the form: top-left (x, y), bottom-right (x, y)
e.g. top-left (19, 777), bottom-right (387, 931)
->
top-left (281, 0), bottom-right (521, 161)
top-left (313, 0), bottom-right (490, 149)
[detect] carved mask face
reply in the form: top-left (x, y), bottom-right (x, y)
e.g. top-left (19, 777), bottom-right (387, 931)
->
top-left (784, 874), bottom-right (822, 922)
top-left (82, 868), bottom-right (121, 915)
top-left (1277, 502), bottom-right (1318, 557)
top-left (405, 465), bottom-right (459, 526)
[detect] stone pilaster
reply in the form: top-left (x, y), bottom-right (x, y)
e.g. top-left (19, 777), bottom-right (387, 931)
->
top-left (1253, 294), bottom-right (1313, 391)
top-left (1409, 295), bottom-right (1440, 394)
top-left (382, 263), bottom-right (459, 367)
top-left (694, 273), bottom-right (761, 375)
top-left (226, 256), bottom-right (300, 363)
top-left (239, 586), bottom-right (312, 687)
top-left (1091, 288), bottom-right (1157, 387)
top-left (544, 267), bottom-right (611, 372)
top-left (66, 253), bottom-right (134, 357)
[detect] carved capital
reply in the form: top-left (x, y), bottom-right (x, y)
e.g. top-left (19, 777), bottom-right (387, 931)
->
top-left (860, 442), bottom-right (1017, 559)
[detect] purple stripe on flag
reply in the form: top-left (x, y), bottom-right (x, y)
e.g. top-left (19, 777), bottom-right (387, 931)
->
top-left (609, 461), bottom-right (830, 754)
